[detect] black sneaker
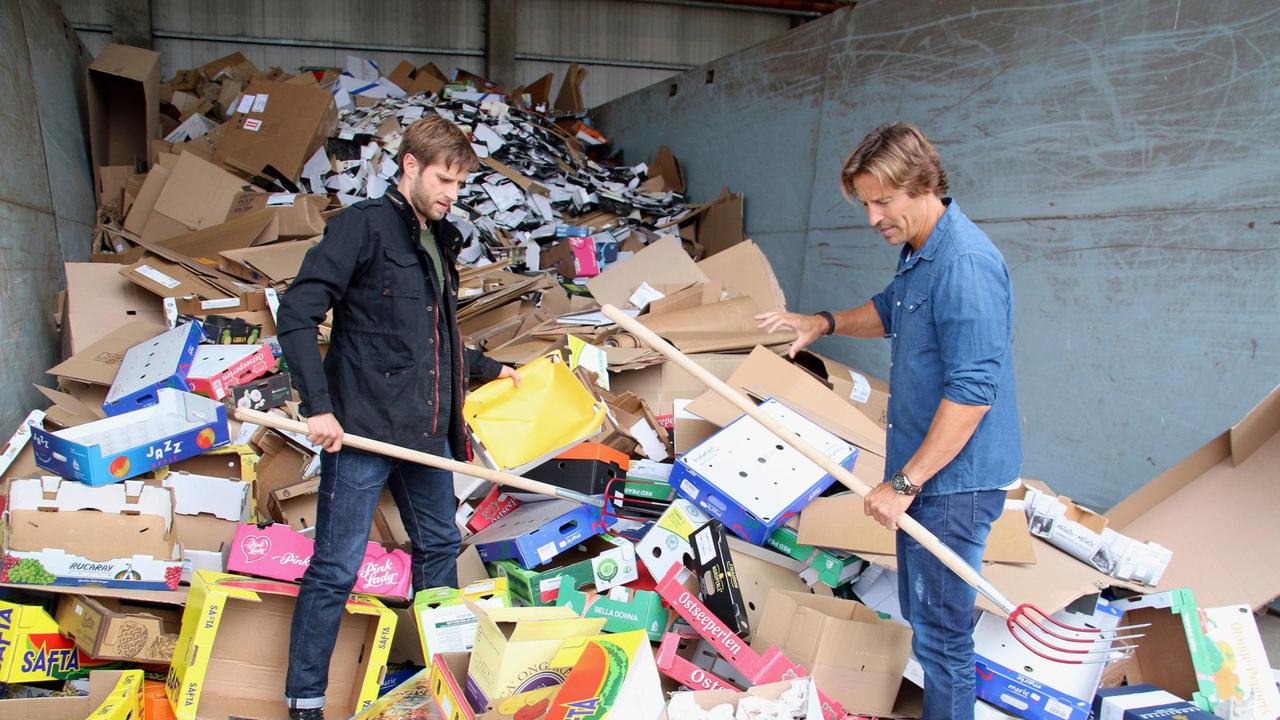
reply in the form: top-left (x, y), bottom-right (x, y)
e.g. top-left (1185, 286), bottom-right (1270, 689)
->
top-left (288, 708), bottom-right (325, 720)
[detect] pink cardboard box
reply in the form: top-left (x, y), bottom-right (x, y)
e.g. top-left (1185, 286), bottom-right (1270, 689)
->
top-left (226, 522), bottom-right (412, 599)
top-left (187, 345), bottom-right (278, 400)
top-left (655, 565), bottom-right (846, 720)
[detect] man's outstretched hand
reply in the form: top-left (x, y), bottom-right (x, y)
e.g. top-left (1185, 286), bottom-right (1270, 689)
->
top-left (756, 310), bottom-right (827, 358)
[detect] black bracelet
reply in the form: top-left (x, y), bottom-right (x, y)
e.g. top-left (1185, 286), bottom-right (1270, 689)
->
top-left (816, 310), bottom-right (836, 336)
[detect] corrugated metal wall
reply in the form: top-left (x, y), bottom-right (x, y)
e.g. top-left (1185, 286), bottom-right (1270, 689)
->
top-left (0, 0), bottom-right (94, 440)
top-left (60, 0), bottom-right (792, 108)
top-left (593, 1), bottom-right (1280, 510)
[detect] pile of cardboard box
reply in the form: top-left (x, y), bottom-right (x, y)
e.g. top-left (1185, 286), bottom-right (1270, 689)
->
top-left (3, 42), bottom-right (1279, 720)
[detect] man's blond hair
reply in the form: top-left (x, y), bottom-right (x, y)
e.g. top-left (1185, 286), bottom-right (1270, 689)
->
top-left (399, 115), bottom-right (479, 174)
top-left (840, 123), bottom-right (948, 200)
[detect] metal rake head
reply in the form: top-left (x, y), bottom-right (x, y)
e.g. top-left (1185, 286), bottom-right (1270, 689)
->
top-left (1007, 603), bottom-right (1150, 664)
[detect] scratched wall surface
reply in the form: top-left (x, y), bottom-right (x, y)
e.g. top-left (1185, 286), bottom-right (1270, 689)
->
top-left (0, 1), bottom-right (93, 440)
top-left (595, 0), bottom-right (1280, 510)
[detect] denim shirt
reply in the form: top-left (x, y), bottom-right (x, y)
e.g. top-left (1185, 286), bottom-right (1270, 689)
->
top-left (870, 199), bottom-right (1022, 494)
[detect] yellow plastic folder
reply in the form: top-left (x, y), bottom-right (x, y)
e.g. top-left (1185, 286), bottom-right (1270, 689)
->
top-left (464, 352), bottom-right (606, 470)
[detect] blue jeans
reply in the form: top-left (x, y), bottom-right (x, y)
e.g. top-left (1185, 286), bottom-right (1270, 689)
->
top-left (897, 489), bottom-right (1006, 720)
top-left (285, 445), bottom-right (459, 709)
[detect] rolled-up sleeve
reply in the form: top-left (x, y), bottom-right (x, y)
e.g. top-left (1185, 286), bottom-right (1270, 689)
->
top-left (870, 280), bottom-right (895, 337)
top-left (933, 252), bottom-right (1011, 407)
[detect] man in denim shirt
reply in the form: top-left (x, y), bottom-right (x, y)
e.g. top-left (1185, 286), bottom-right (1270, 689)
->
top-left (759, 123), bottom-right (1020, 719)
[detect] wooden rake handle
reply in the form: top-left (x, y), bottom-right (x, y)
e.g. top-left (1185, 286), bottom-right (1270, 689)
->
top-left (232, 407), bottom-right (605, 508)
top-left (600, 304), bottom-right (1018, 616)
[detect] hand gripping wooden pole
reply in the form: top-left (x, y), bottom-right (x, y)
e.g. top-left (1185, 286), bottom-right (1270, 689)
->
top-left (232, 407), bottom-right (605, 508)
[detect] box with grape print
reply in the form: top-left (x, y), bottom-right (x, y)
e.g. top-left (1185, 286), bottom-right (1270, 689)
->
top-left (30, 388), bottom-right (229, 485)
top-left (2, 477), bottom-right (184, 591)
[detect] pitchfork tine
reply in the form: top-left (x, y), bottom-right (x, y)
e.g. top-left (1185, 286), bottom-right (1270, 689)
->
top-left (600, 304), bottom-right (1145, 666)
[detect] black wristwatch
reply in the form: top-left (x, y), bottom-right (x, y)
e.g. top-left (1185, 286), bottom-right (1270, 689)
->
top-left (891, 470), bottom-right (921, 496)
top-left (816, 311), bottom-right (836, 336)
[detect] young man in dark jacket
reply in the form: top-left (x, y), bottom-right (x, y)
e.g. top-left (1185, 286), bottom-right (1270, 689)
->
top-left (277, 116), bottom-right (517, 719)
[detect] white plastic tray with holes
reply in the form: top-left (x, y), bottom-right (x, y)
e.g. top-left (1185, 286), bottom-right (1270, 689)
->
top-left (31, 388), bottom-right (227, 485)
top-left (104, 322), bottom-right (202, 411)
top-left (670, 398), bottom-right (857, 544)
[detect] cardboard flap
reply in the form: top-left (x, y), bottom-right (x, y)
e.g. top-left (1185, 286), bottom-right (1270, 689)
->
top-left (62, 264), bottom-right (167, 355)
top-left (696, 240), bottom-right (785, 312)
top-left (123, 164), bottom-right (171, 235)
top-left (219, 237), bottom-right (316, 283)
top-left (215, 79), bottom-right (338, 179)
top-left (34, 385), bottom-right (107, 424)
top-left (1104, 384), bottom-right (1280, 609)
top-left (90, 44), bottom-right (160, 80)
top-left (797, 496), bottom-right (1035, 564)
top-left (152, 211), bottom-right (279, 268)
top-left (1229, 383), bottom-right (1280, 466)
top-left (650, 145), bottom-right (684, 194)
top-left (687, 346), bottom-right (886, 456)
top-left (8, 477), bottom-right (172, 520)
top-left (663, 330), bottom-right (794, 355)
top-left (163, 472), bottom-right (251, 521)
top-left (226, 191), bottom-right (327, 238)
top-left (640, 296), bottom-right (760, 335)
top-left (147, 151), bottom-right (248, 234)
top-left (120, 254), bottom-right (232, 299)
top-left (587, 234), bottom-right (708, 309)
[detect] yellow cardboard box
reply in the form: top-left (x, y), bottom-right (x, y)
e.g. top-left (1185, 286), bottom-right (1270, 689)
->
top-left (0, 669), bottom-right (145, 720)
top-left (166, 571), bottom-right (395, 720)
top-left (462, 602), bottom-right (604, 713)
top-left (0, 600), bottom-right (127, 682)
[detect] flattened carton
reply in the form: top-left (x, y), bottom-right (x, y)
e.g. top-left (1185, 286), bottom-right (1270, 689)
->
top-left (31, 388), bottom-right (229, 485)
top-left (166, 571), bottom-right (395, 720)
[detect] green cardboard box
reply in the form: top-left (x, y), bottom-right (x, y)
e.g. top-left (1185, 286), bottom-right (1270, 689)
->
top-left (764, 523), bottom-right (818, 564)
top-left (486, 535), bottom-right (637, 607)
top-left (556, 585), bottom-right (671, 641)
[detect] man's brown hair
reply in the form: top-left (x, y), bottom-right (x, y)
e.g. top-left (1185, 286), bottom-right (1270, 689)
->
top-left (840, 123), bottom-right (948, 200)
top-left (399, 115), bottom-right (479, 174)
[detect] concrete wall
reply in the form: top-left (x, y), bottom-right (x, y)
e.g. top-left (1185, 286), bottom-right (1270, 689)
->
top-left (60, 0), bottom-right (794, 108)
top-left (594, 0), bottom-right (1280, 510)
top-left (0, 0), bottom-right (94, 440)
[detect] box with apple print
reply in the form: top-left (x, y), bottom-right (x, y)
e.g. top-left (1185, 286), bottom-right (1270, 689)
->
top-left (31, 388), bottom-right (229, 486)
